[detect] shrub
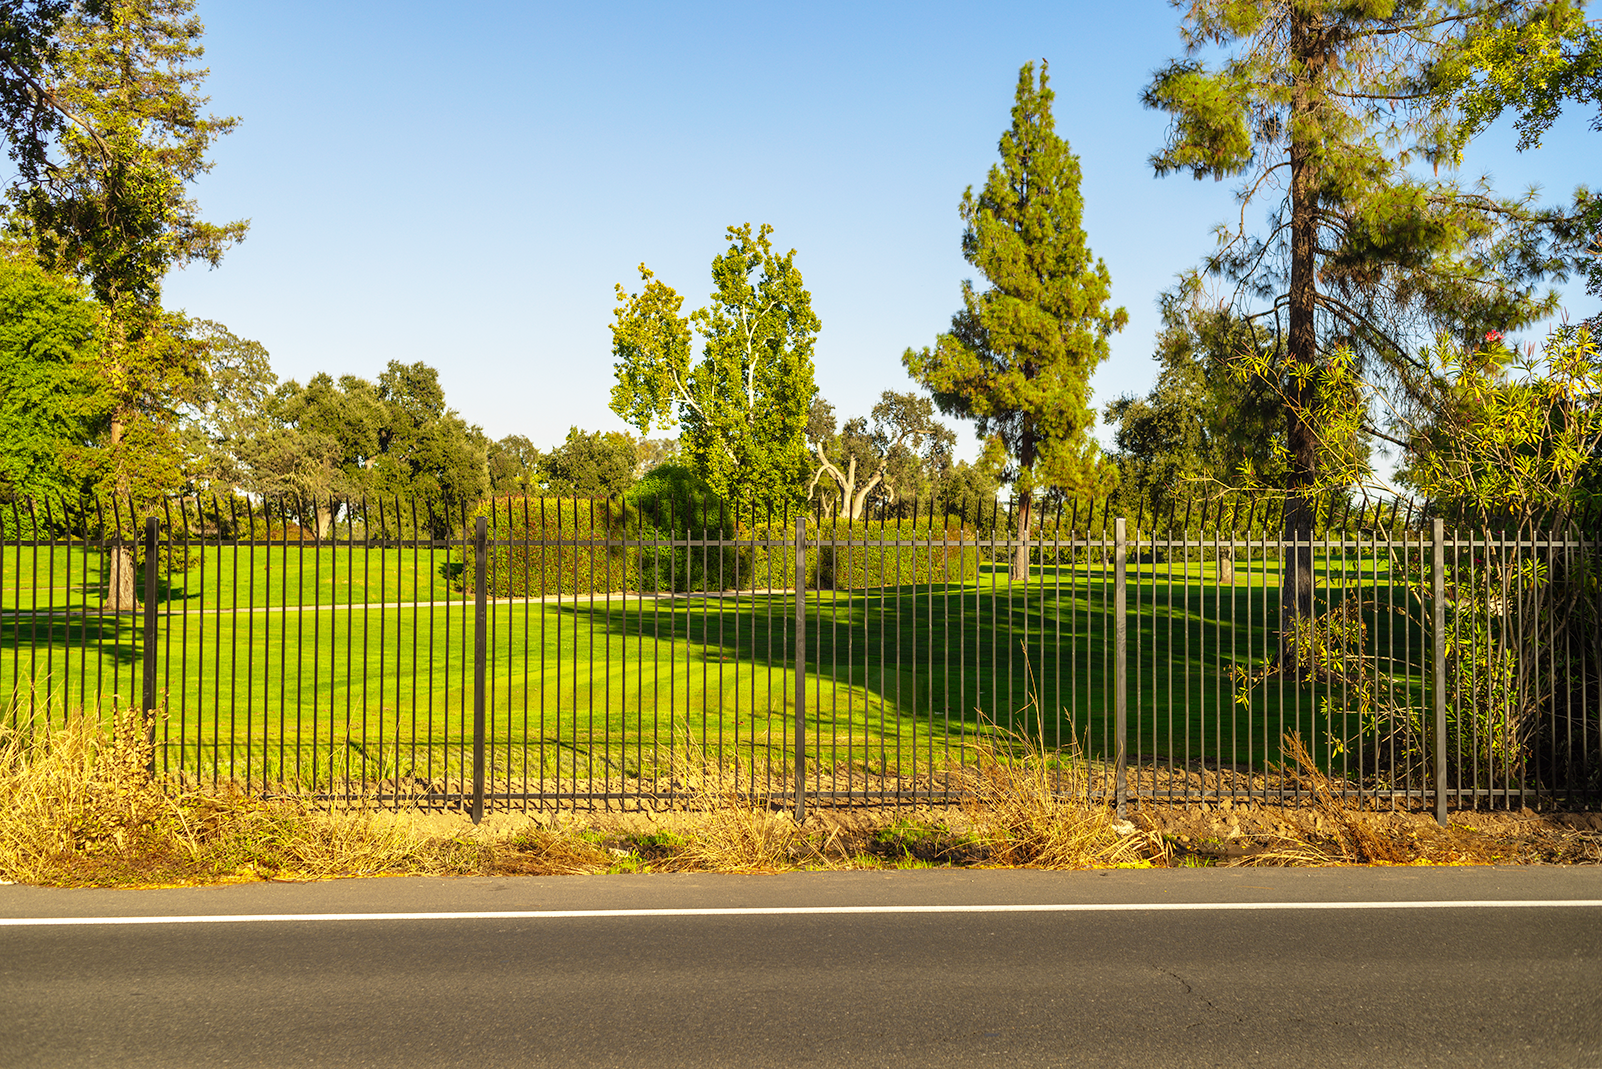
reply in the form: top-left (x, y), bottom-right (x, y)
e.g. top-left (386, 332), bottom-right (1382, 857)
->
top-left (626, 464), bottom-right (745, 592)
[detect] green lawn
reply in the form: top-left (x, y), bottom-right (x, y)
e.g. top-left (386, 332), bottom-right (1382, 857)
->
top-left (1, 537), bottom-right (1433, 794)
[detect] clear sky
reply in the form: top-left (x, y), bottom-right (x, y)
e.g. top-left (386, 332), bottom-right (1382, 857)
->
top-left (162, 1), bottom-right (1598, 464)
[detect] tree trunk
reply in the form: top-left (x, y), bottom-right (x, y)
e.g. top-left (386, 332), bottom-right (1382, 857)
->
top-left (1011, 419), bottom-right (1039, 583)
top-left (1011, 489), bottom-right (1034, 582)
top-left (105, 542), bottom-right (139, 613)
top-left (101, 415), bottom-right (140, 613)
top-left (1281, 5), bottom-right (1321, 670)
top-left (315, 501), bottom-right (333, 540)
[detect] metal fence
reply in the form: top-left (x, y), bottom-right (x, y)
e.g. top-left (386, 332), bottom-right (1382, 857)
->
top-left (2, 494), bottom-right (1598, 817)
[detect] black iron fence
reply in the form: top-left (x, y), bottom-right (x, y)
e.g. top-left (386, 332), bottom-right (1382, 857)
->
top-left (2, 494), bottom-right (1597, 817)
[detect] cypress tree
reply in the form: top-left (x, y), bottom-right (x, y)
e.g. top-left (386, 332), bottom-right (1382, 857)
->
top-left (905, 61), bottom-right (1127, 581)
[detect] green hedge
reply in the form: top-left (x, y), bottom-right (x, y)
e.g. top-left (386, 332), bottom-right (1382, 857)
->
top-left (465, 497), bottom-right (640, 597)
top-left (458, 504), bottom-right (979, 595)
top-left (742, 519), bottom-right (979, 590)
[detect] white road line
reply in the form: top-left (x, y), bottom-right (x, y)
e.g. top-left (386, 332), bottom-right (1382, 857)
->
top-left (3, 900), bottom-right (1599, 926)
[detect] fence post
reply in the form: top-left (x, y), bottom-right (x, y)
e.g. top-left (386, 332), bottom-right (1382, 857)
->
top-left (472, 514), bottom-right (487, 825)
top-left (141, 515), bottom-right (159, 773)
top-left (1431, 517), bottom-right (1447, 826)
top-left (1114, 516), bottom-right (1128, 819)
top-left (794, 515), bottom-right (807, 822)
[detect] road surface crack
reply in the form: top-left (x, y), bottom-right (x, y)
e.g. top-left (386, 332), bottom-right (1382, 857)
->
top-left (1158, 967), bottom-right (1244, 1025)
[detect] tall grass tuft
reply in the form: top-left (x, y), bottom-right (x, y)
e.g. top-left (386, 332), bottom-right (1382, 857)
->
top-left (1248, 733), bottom-right (1415, 866)
top-left (649, 731), bottom-right (815, 872)
top-left (957, 653), bottom-right (1158, 868)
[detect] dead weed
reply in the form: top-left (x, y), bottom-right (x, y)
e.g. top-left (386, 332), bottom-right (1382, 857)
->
top-left (1, 717), bottom-right (1595, 888)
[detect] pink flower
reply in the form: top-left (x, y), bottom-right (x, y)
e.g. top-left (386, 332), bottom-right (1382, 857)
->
top-left (1484, 330), bottom-right (1504, 343)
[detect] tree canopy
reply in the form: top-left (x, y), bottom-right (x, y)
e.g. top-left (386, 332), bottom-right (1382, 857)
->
top-left (253, 361), bottom-right (488, 534)
top-left (1430, 1), bottom-right (1602, 309)
top-left (1103, 278), bottom-right (1284, 524)
top-left (610, 223), bottom-right (820, 520)
top-left (487, 434), bottom-right (541, 496)
top-left (178, 319), bottom-right (275, 496)
top-left (540, 426), bottom-right (636, 499)
top-left (0, 252), bottom-right (101, 501)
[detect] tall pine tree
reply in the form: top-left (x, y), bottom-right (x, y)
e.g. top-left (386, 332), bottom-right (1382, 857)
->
top-left (904, 61), bottom-right (1127, 581)
top-left (1144, 0), bottom-right (1564, 633)
top-left (2, 0), bottom-right (246, 608)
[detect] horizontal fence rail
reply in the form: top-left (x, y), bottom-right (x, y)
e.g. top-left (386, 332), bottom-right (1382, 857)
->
top-left (1, 494), bottom-right (1597, 818)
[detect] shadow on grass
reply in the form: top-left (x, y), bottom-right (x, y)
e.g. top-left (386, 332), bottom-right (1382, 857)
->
top-left (552, 562), bottom-right (1428, 772)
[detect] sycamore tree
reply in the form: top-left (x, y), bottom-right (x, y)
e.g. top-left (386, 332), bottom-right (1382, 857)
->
top-left (610, 223), bottom-right (820, 521)
top-left (0, 0), bottom-right (245, 608)
top-left (904, 61), bottom-right (1127, 581)
top-left (1143, 0), bottom-right (1566, 635)
top-left (632, 435), bottom-right (679, 478)
top-left (806, 391), bottom-right (954, 521)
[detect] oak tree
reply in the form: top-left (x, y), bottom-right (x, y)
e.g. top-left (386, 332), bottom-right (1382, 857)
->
top-left (487, 434), bottom-right (541, 495)
top-left (262, 362), bottom-right (489, 536)
top-left (178, 319), bottom-right (275, 495)
top-left (806, 391), bottom-right (954, 520)
top-left (540, 426), bottom-right (636, 498)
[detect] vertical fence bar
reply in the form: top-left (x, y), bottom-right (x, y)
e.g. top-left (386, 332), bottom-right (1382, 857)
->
top-left (141, 516), bottom-right (159, 769)
top-left (1114, 516), bottom-right (1128, 819)
top-left (472, 514), bottom-right (487, 825)
top-left (794, 514), bottom-right (807, 821)
top-left (1432, 517), bottom-right (1447, 825)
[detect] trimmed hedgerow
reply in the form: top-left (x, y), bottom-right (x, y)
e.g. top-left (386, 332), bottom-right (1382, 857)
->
top-left (457, 504), bottom-right (979, 596)
top-left (741, 519), bottom-right (980, 590)
top-left (465, 497), bottom-right (641, 597)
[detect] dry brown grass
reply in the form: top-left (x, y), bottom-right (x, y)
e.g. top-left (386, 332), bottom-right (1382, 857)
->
top-left (0, 709), bottom-right (497, 886)
top-left (617, 734), bottom-right (819, 873)
top-left (2, 714), bottom-right (1594, 888)
top-left (954, 717), bottom-right (1161, 869)
top-left (1138, 732), bottom-right (1602, 868)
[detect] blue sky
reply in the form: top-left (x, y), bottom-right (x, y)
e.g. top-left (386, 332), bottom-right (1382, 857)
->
top-left (162, 1), bottom-right (1598, 463)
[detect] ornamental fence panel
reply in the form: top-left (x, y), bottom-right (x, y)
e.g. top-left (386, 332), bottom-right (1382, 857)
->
top-left (1, 494), bottom-right (1597, 818)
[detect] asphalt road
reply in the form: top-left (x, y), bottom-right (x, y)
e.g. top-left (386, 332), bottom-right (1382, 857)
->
top-left (2, 867), bottom-right (1599, 1068)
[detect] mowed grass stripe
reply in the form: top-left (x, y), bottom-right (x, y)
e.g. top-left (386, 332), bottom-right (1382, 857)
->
top-left (1, 547), bottom-right (1428, 782)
